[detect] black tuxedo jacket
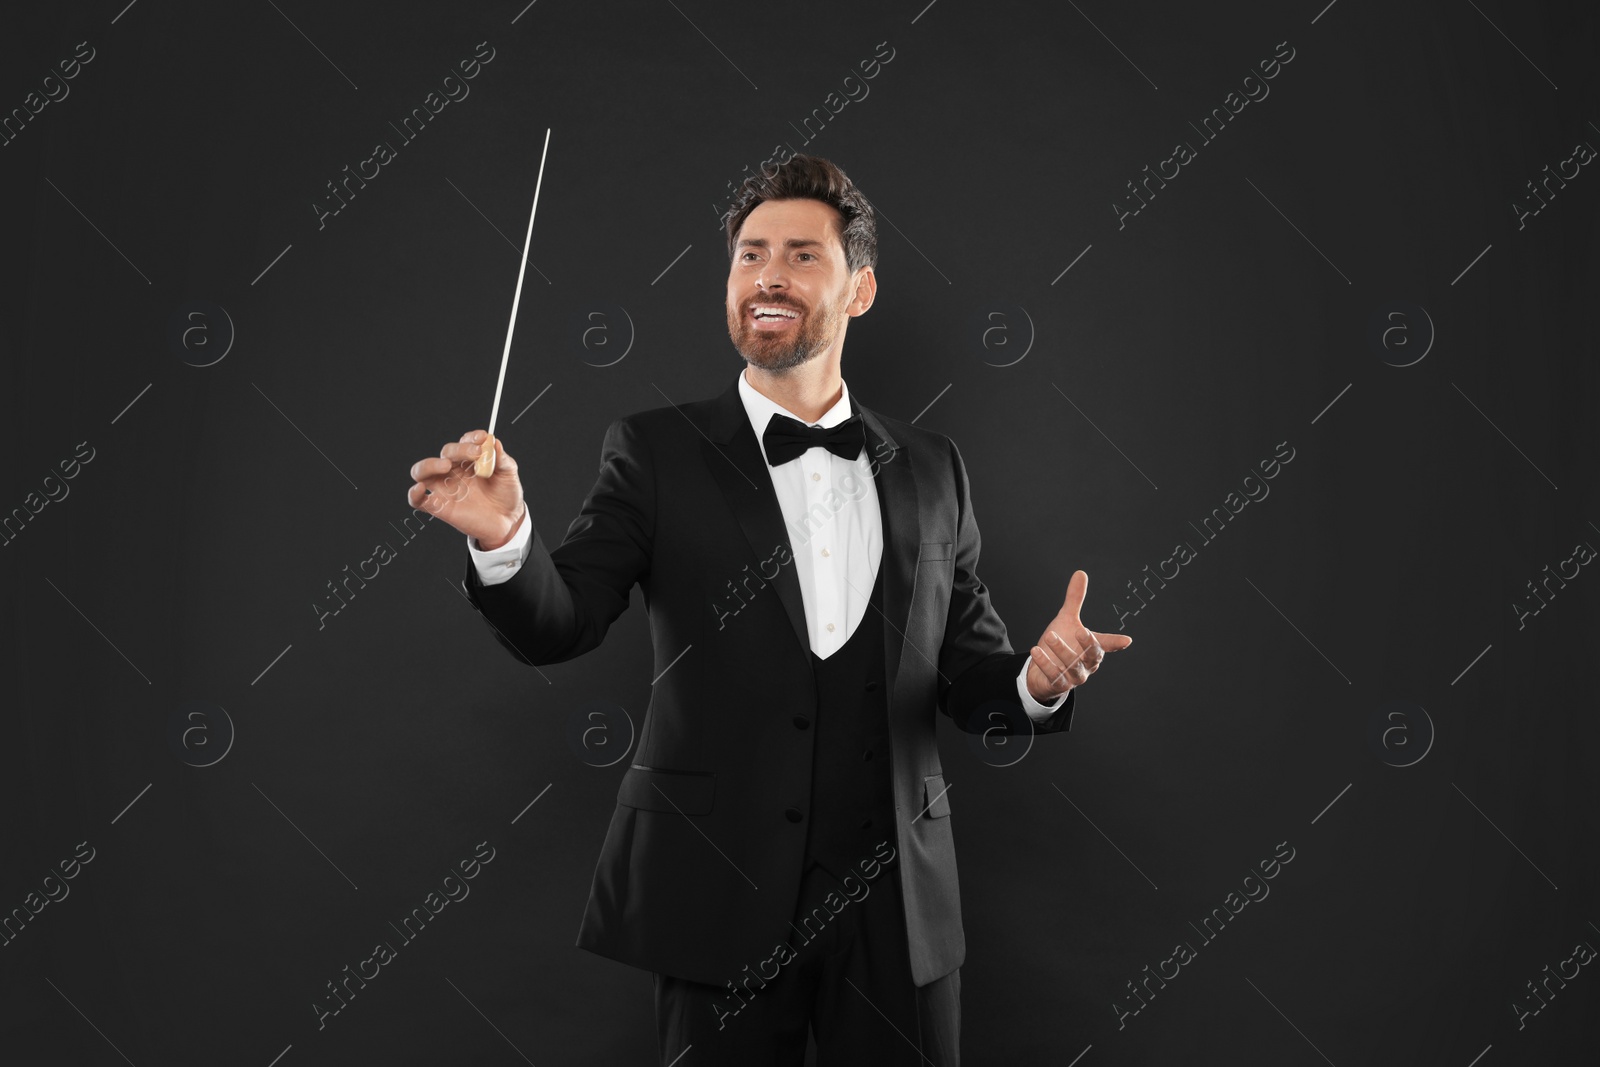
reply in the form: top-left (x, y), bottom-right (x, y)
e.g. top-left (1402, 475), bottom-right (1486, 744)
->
top-left (461, 374), bottom-right (1075, 987)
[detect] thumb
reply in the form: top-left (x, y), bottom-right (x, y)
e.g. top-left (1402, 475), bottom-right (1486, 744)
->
top-left (489, 433), bottom-right (517, 474)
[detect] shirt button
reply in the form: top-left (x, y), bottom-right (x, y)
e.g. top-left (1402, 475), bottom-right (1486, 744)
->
top-left (811, 472), bottom-right (821, 481)
top-left (862, 749), bottom-right (874, 761)
top-left (820, 547), bottom-right (830, 557)
top-left (792, 715), bottom-right (810, 730)
top-left (860, 817), bottom-right (872, 829)
top-left (785, 808), bottom-right (804, 823)
top-left (825, 622), bottom-right (835, 632)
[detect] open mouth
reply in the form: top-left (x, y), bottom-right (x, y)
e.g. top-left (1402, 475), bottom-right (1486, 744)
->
top-left (749, 304), bottom-right (801, 330)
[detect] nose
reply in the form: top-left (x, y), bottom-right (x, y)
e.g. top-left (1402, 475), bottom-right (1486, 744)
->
top-left (756, 260), bottom-right (786, 291)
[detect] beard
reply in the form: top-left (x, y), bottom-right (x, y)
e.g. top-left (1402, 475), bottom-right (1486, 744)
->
top-left (726, 289), bottom-right (843, 372)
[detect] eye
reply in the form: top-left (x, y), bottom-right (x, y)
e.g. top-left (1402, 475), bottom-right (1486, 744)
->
top-left (796, 252), bottom-right (816, 262)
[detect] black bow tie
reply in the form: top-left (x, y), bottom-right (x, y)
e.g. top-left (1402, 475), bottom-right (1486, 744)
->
top-left (762, 412), bottom-right (866, 467)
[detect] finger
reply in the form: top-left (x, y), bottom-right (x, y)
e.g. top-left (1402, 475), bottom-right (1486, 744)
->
top-left (1027, 644), bottom-right (1070, 694)
top-left (1061, 569), bottom-right (1088, 622)
top-left (1072, 628), bottom-right (1105, 671)
top-left (1092, 630), bottom-right (1133, 652)
top-left (408, 472), bottom-right (460, 509)
top-left (407, 481), bottom-right (448, 513)
top-left (409, 455), bottom-right (456, 482)
top-left (1045, 628), bottom-right (1091, 670)
top-left (444, 433), bottom-right (517, 474)
top-left (408, 454), bottom-right (475, 504)
top-left (1036, 630), bottom-right (1088, 681)
top-left (440, 439), bottom-right (485, 464)
top-left (1038, 647), bottom-right (1089, 689)
top-left (488, 433), bottom-right (517, 473)
top-left (1059, 628), bottom-right (1103, 673)
top-left (409, 452), bottom-right (476, 505)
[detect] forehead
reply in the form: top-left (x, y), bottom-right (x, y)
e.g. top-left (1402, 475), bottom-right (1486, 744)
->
top-left (736, 198), bottom-right (844, 251)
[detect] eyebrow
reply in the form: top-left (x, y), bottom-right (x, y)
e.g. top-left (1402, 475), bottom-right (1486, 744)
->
top-left (736, 237), bottom-right (827, 249)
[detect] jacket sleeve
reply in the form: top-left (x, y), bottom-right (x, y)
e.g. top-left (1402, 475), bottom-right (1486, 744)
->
top-left (935, 437), bottom-right (1075, 735)
top-left (459, 416), bottom-right (655, 665)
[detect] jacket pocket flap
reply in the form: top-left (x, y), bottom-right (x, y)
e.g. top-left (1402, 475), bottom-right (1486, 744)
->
top-left (918, 540), bottom-right (953, 562)
top-left (619, 765), bottom-right (716, 815)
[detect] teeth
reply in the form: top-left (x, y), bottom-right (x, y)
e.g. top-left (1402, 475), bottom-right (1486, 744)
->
top-left (752, 305), bottom-right (799, 318)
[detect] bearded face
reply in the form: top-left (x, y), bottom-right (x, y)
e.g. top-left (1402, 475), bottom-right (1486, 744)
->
top-left (725, 282), bottom-right (848, 372)
top-left (725, 198), bottom-right (869, 375)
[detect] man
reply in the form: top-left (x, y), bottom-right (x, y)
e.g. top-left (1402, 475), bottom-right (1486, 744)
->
top-left (406, 155), bottom-right (1130, 1064)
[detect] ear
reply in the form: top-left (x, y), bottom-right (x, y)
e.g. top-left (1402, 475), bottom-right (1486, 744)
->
top-left (848, 266), bottom-right (877, 317)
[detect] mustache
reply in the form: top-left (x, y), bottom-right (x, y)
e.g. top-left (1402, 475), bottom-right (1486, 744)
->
top-left (745, 296), bottom-right (804, 311)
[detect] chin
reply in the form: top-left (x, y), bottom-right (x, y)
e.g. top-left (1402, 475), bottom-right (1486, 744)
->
top-left (737, 342), bottom-right (817, 373)
top-left (733, 321), bottom-right (842, 373)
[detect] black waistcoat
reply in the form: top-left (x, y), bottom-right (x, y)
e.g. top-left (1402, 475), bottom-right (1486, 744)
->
top-left (802, 556), bottom-right (896, 882)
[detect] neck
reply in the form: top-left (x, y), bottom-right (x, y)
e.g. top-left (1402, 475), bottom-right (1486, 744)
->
top-left (743, 355), bottom-right (844, 424)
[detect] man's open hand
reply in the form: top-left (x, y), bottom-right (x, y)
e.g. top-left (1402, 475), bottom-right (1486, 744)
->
top-left (1024, 570), bottom-right (1132, 703)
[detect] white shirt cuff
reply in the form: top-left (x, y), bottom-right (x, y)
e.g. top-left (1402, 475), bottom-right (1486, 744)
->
top-left (1016, 658), bottom-right (1068, 722)
top-left (468, 514), bottom-right (533, 586)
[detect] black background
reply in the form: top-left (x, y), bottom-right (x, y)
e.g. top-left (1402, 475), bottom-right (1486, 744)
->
top-left (2, 1), bottom-right (1596, 1064)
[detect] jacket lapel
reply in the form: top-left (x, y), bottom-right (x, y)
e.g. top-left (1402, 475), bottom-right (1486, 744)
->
top-left (700, 375), bottom-right (919, 698)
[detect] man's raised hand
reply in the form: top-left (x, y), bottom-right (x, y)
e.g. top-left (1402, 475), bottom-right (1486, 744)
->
top-left (406, 429), bottom-right (527, 550)
top-left (1024, 570), bottom-right (1132, 704)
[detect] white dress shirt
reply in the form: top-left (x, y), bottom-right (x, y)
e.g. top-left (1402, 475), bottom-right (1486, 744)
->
top-left (468, 369), bottom-right (1066, 721)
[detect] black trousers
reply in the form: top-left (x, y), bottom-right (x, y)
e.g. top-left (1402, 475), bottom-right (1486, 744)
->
top-left (653, 857), bottom-right (960, 1065)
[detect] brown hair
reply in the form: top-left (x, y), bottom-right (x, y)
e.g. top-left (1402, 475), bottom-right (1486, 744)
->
top-left (722, 155), bottom-right (877, 273)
